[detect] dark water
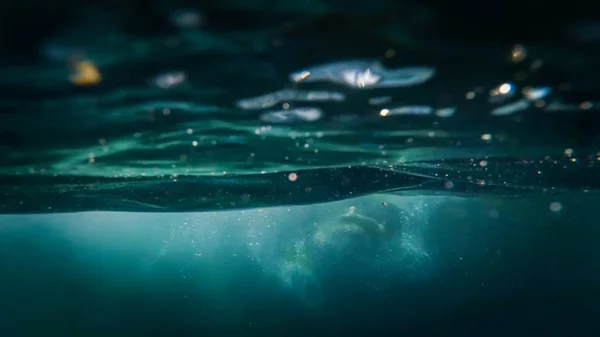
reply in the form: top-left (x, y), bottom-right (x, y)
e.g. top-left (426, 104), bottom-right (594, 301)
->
top-left (1, 1), bottom-right (600, 336)
top-left (1, 195), bottom-right (599, 336)
top-left (1, 0), bottom-right (600, 213)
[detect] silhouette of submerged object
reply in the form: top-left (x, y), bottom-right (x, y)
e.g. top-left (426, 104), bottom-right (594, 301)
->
top-left (309, 202), bottom-right (407, 274)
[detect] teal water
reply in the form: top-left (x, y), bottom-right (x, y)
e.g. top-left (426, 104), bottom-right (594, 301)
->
top-left (1, 1), bottom-right (599, 336)
top-left (1, 194), bottom-right (598, 336)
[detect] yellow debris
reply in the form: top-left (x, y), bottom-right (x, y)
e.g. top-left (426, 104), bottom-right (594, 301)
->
top-left (69, 59), bottom-right (101, 86)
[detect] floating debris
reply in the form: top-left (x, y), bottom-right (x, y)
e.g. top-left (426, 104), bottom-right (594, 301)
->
top-left (69, 57), bottom-right (101, 86)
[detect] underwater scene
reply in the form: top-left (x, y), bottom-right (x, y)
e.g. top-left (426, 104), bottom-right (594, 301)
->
top-left (1, 0), bottom-right (600, 336)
